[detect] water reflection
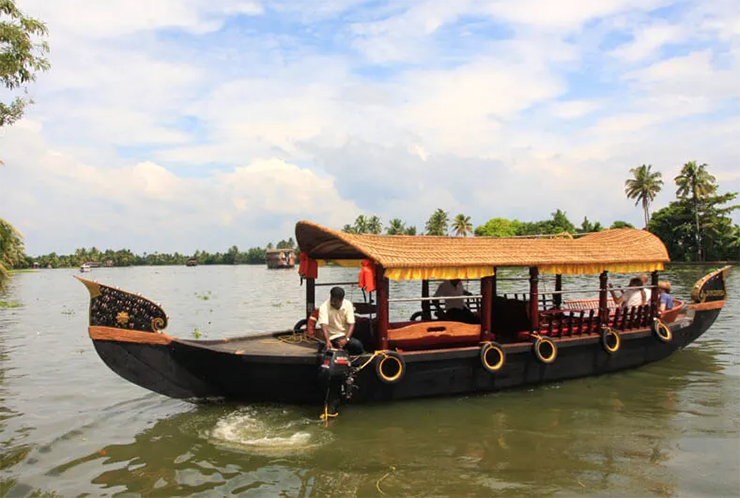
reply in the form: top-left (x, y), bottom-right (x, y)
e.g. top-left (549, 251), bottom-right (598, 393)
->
top-left (43, 345), bottom-right (727, 497)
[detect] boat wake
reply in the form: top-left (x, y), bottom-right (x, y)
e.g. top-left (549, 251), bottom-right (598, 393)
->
top-left (207, 406), bottom-right (332, 456)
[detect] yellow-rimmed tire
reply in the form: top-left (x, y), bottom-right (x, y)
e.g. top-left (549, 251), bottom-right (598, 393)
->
top-left (480, 342), bottom-right (506, 373)
top-left (600, 327), bottom-right (621, 354)
top-left (533, 336), bottom-right (557, 364)
top-left (653, 318), bottom-right (672, 343)
top-left (375, 351), bottom-right (406, 384)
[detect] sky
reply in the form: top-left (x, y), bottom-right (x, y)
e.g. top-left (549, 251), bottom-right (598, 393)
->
top-left (1, 0), bottom-right (739, 256)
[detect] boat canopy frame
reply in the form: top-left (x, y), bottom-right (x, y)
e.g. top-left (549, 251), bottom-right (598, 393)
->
top-left (296, 221), bottom-right (669, 350)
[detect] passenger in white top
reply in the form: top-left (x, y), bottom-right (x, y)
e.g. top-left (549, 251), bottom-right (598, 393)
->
top-left (638, 273), bottom-right (653, 302)
top-left (432, 279), bottom-right (478, 324)
top-left (610, 277), bottom-right (646, 308)
top-left (433, 279), bottom-right (465, 310)
top-left (317, 287), bottom-right (363, 354)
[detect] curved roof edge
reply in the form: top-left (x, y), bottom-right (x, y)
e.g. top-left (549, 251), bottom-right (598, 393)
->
top-left (295, 221), bottom-right (670, 278)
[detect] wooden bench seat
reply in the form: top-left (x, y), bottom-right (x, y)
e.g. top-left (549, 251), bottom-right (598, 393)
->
top-left (388, 321), bottom-right (481, 351)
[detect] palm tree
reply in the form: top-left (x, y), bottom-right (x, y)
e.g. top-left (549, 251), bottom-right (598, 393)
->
top-left (425, 209), bottom-right (449, 236)
top-left (352, 215), bottom-right (368, 234)
top-left (405, 226), bottom-right (417, 235)
top-left (675, 161), bottom-right (717, 261)
top-left (386, 218), bottom-right (406, 235)
top-left (625, 164), bottom-right (663, 227)
top-left (367, 215), bottom-right (382, 234)
top-left (451, 214), bottom-right (473, 237)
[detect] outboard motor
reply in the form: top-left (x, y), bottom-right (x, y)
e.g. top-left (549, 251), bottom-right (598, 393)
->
top-left (319, 349), bottom-right (356, 420)
top-left (319, 349), bottom-right (351, 381)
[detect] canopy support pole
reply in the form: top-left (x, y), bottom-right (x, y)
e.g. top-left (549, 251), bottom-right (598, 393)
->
top-left (599, 271), bottom-right (609, 325)
top-left (529, 267), bottom-right (540, 333)
top-left (554, 274), bottom-right (562, 309)
top-left (421, 280), bottom-right (431, 320)
top-left (306, 278), bottom-right (315, 316)
top-left (651, 270), bottom-right (660, 317)
top-left (481, 276), bottom-right (493, 340)
top-left (376, 266), bottom-right (389, 350)
top-left (492, 267), bottom-right (497, 296)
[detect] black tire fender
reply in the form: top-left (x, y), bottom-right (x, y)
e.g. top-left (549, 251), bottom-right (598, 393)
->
top-left (375, 351), bottom-right (406, 384)
top-left (600, 327), bottom-right (621, 354)
top-left (480, 342), bottom-right (506, 373)
top-left (533, 336), bottom-right (557, 364)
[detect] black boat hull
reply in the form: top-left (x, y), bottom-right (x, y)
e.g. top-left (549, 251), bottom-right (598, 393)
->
top-left (89, 303), bottom-right (722, 404)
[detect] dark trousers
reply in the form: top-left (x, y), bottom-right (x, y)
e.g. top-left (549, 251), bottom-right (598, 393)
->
top-left (331, 337), bottom-right (364, 355)
top-left (445, 307), bottom-right (478, 324)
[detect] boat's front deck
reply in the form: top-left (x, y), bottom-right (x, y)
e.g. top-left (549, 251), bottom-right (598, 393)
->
top-left (177, 332), bottom-right (320, 358)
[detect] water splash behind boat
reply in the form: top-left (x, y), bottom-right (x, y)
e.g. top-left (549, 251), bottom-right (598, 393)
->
top-left (208, 406), bottom-right (331, 456)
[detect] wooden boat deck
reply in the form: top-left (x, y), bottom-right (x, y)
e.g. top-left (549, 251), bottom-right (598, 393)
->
top-left (177, 333), bottom-right (320, 357)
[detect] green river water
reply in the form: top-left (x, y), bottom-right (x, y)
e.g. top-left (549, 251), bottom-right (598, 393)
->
top-left (1, 264), bottom-right (738, 497)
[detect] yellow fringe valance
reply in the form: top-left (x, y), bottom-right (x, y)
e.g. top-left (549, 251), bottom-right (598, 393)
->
top-left (315, 261), bottom-right (665, 279)
top-left (317, 259), bottom-right (363, 268)
top-left (385, 266), bottom-right (496, 281)
top-left (539, 262), bottom-right (665, 275)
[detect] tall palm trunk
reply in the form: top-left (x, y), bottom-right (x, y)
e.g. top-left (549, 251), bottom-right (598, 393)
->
top-left (642, 198), bottom-right (649, 227)
top-left (693, 195), bottom-right (702, 261)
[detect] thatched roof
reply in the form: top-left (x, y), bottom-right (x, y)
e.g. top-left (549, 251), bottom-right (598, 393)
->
top-left (295, 221), bottom-right (670, 279)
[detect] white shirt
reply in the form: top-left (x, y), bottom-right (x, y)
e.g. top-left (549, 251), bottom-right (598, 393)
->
top-left (434, 281), bottom-right (465, 310)
top-left (317, 299), bottom-right (355, 341)
top-left (622, 288), bottom-right (646, 308)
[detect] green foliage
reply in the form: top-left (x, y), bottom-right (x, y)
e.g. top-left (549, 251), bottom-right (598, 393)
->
top-left (625, 164), bottom-right (663, 227)
top-left (0, 300), bottom-right (21, 308)
top-left (0, 217), bottom-right (24, 290)
top-left (578, 217), bottom-right (603, 233)
top-left (610, 220), bottom-right (635, 229)
top-left (474, 218), bottom-right (518, 237)
top-left (25, 240), bottom-right (291, 268)
top-left (451, 214), bottom-right (473, 237)
top-left (386, 218), bottom-right (406, 235)
top-left (674, 161), bottom-right (720, 261)
top-left (275, 237), bottom-right (295, 249)
top-left (343, 215), bottom-right (382, 234)
top-left (1, 0), bottom-right (50, 127)
top-left (425, 209), bottom-right (449, 236)
top-left (474, 210), bottom-right (576, 238)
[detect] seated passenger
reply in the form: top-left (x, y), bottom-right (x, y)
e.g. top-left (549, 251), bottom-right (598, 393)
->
top-left (609, 277), bottom-right (646, 308)
top-left (433, 279), bottom-right (477, 324)
top-left (657, 280), bottom-right (674, 315)
top-left (638, 273), bottom-right (653, 301)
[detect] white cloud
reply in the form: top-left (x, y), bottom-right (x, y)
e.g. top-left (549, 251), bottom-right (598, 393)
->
top-left (549, 100), bottom-right (603, 119)
top-left (21, 0), bottom-right (263, 39)
top-left (3, 0), bottom-right (740, 256)
top-left (612, 24), bottom-right (684, 61)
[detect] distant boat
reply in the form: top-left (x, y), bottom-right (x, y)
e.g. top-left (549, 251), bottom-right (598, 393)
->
top-left (186, 259), bottom-right (198, 267)
top-left (79, 264), bottom-right (91, 273)
top-left (266, 249), bottom-right (295, 269)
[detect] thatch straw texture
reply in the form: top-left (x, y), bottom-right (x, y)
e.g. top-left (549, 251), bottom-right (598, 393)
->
top-left (295, 221), bottom-right (670, 277)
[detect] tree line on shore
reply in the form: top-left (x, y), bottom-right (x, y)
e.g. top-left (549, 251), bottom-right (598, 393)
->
top-left (17, 238), bottom-right (298, 270)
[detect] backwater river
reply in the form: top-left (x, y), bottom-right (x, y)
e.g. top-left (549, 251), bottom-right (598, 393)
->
top-left (0, 264), bottom-right (738, 497)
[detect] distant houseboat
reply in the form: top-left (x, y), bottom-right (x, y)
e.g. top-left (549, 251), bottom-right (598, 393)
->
top-left (266, 249), bottom-right (295, 269)
top-left (186, 259), bottom-right (198, 267)
top-left (79, 264), bottom-right (92, 273)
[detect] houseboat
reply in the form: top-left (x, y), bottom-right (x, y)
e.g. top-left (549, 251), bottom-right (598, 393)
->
top-left (266, 249), bottom-right (296, 269)
top-left (76, 222), bottom-right (730, 411)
